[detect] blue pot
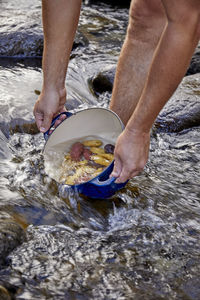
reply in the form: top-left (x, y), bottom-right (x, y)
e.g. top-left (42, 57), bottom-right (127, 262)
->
top-left (43, 108), bottom-right (128, 199)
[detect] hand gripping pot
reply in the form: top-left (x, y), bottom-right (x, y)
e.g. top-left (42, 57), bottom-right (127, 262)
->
top-left (43, 107), bottom-right (128, 199)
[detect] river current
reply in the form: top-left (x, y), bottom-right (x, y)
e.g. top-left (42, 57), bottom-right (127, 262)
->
top-left (0, 1), bottom-right (200, 299)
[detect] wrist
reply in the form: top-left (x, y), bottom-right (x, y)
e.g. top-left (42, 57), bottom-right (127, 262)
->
top-left (42, 53), bottom-right (68, 92)
top-left (42, 71), bottom-right (66, 92)
top-left (125, 123), bottom-right (151, 137)
top-left (126, 110), bottom-right (154, 134)
top-left (41, 86), bottom-right (66, 100)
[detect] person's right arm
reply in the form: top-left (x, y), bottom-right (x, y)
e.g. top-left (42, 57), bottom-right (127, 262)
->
top-left (34, 0), bottom-right (82, 132)
top-left (111, 0), bottom-right (200, 183)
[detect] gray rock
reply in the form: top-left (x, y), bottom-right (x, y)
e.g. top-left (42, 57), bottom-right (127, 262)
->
top-left (155, 74), bottom-right (200, 132)
top-left (180, 278), bottom-right (200, 300)
top-left (186, 42), bottom-right (200, 76)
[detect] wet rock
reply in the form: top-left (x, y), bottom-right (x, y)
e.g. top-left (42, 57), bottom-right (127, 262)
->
top-left (0, 0), bottom-right (87, 58)
top-left (155, 74), bottom-right (200, 133)
top-left (1, 220), bottom-right (199, 300)
top-left (0, 213), bottom-right (26, 266)
top-left (0, 285), bottom-right (11, 300)
top-left (0, 32), bottom-right (44, 57)
top-left (0, 120), bottom-right (39, 139)
top-left (0, 31), bottom-right (89, 58)
top-left (89, 65), bottom-right (116, 95)
top-left (186, 42), bottom-right (200, 76)
top-left (0, 30), bottom-right (88, 58)
top-left (180, 278), bottom-right (200, 300)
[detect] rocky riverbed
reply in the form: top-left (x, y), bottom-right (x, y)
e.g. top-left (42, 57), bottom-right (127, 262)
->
top-left (0, 0), bottom-right (200, 299)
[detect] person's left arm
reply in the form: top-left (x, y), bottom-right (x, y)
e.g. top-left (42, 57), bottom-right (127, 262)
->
top-left (112, 0), bottom-right (200, 183)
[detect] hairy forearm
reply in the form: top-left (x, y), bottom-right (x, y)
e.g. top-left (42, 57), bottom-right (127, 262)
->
top-left (42, 0), bottom-right (82, 91)
top-left (127, 17), bottom-right (200, 133)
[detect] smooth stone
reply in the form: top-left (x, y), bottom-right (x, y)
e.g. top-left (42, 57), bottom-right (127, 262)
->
top-left (0, 213), bottom-right (26, 266)
top-left (0, 286), bottom-right (11, 300)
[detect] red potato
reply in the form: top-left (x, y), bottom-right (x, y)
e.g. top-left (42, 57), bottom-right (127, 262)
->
top-left (83, 148), bottom-right (92, 160)
top-left (70, 142), bottom-right (84, 161)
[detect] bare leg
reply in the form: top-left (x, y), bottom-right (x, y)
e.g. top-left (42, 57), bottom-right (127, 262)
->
top-left (110, 0), bottom-right (166, 125)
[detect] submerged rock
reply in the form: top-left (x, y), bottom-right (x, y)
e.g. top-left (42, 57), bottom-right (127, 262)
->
top-left (0, 213), bottom-right (26, 266)
top-left (89, 65), bottom-right (116, 96)
top-left (0, 285), bottom-right (11, 300)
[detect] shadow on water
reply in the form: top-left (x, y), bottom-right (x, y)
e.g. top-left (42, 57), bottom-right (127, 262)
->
top-left (0, 1), bottom-right (200, 299)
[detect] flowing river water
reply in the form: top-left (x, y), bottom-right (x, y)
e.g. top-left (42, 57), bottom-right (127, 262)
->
top-left (0, 1), bottom-right (200, 299)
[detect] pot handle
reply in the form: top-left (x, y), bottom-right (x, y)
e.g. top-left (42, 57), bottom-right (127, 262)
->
top-left (44, 111), bottom-right (73, 141)
top-left (91, 176), bottom-right (126, 188)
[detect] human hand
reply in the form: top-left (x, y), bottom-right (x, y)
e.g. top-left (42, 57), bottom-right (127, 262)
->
top-left (33, 88), bottom-right (67, 133)
top-left (110, 128), bottom-right (150, 183)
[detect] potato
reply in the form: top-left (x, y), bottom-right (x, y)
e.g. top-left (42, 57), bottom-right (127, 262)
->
top-left (77, 160), bottom-right (88, 165)
top-left (83, 148), bottom-right (92, 160)
top-left (100, 153), bottom-right (114, 161)
top-left (83, 140), bottom-right (102, 147)
top-left (70, 142), bottom-right (84, 161)
top-left (90, 147), bottom-right (105, 155)
top-left (104, 144), bottom-right (115, 154)
top-left (90, 148), bottom-right (114, 161)
top-left (90, 155), bottom-right (110, 166)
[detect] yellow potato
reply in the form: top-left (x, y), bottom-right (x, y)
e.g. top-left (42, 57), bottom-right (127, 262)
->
top-left (83, 140), bottom-right (102, 147)
top-left (90, 147), bottom-right (105, 155)
top-left (65, 164), bottom-right (98, 185)
top-left (99, 153), bottom-right (114, 161)
top-left (90, 155), bottom-right (110, 166)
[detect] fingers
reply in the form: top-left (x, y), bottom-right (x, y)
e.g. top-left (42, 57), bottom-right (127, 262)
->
top-left (115, 169), bottom-right (140, 183)
top-left (40, 112), bottom-right (53, 133)
top-left (34, 112), bottom-right (43, 132)
top-left (54, 109), bottom-right (67, 127)
top-left (113, 159), bottom-right (142, 183)
top-left (110, 157), bottom-right (122, 178)
top-left (110, 157), bottom-right (140, 183)
top-left (41, 110), bottom-right (68, 133)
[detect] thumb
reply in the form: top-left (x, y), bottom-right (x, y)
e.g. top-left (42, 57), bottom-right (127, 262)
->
top-left (40, 113), bottom-right (53, 133)
top-left (110, 157), bottom-right (122, 178)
